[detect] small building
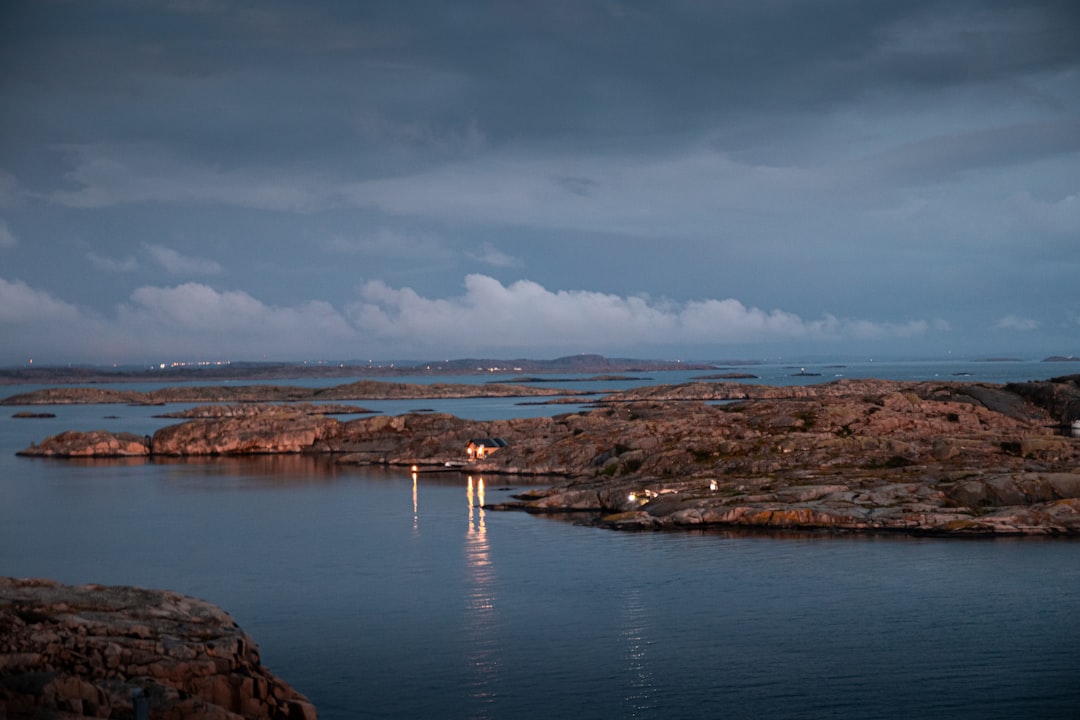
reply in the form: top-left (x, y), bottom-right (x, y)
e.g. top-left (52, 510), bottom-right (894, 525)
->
top-left (466, 437), bottom-right (507, 460)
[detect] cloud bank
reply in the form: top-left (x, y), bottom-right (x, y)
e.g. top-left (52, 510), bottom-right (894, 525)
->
top-left (0, 274), bottom-right (948, 364)
top-left (346, 274), bottom-right (938, 354)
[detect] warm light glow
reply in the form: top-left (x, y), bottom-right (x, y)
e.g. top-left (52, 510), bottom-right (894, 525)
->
top-left (464, 475), bottom-right (496, 701)
top-left (468, 476), bottom-right (487, 535)
top-left (628, 493), bottom-right (637, 502)
top-left (411, 465), bottom-right (418, 472)
top-left (412, 473), bottom-right (418, 529)
top-left (709, 479), bottom-right (718, 492)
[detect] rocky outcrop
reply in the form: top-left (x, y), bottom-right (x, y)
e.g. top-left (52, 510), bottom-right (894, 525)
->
top-left (1008, 374), bottom-right (1080, 428)
top-left (0, 577), bottom-right (316, 719)
top-left (155, 403), bottom-right (374, 419)
top-left (1, 381), bottom-right (590, 406)
top-left (151, 413), bottom-right (338, 456)
top-left (15, 378), bottom-right (1080, 535)
top-left (494, 379), bottom-right (1080, 535)
top-left (18, 431), bottom-right (151, 457)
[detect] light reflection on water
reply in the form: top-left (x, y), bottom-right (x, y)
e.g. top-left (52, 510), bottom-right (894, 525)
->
top-left (2, 454), bottom-right (1079, 720)
top-left (620, 585), bottom-right (656, 719)
top-left (465, 476), bottom-right (499, 719)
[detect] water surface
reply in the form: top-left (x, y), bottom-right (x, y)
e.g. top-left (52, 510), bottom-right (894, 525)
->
top-left (2, 362), bottom-right (1079, 719)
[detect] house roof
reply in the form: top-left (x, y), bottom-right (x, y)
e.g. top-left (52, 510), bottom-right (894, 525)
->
top-left (466, 437), bottom-right (507, 448)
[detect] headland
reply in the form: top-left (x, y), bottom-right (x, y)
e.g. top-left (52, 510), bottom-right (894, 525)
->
top-left (12, 374), bottom-right (1080, 536)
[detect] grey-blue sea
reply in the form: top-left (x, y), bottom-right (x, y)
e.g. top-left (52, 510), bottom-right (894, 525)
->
top-left (2, 360), bottom-right (1079, 719)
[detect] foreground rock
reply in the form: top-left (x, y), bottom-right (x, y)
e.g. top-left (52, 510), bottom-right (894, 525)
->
top-left (0, 577), bottom-right (316, 719)
top-left (16, 376), bottom-right (1080, 536)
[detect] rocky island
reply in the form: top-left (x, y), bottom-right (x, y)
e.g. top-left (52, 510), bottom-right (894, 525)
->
top-left (0, 379), bottom-right (592, 406)
top-left (14, 375), bottom-right (1080, 535)
top-left (0, 577), bottom-right (316, 719)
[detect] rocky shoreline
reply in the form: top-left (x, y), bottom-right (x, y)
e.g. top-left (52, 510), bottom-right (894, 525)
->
top-left (1, 379), bottom-right (592, 406)
top-left (0, 577), bottom-right (316, 719)
top-left (13, 375), bottom-right (1080, 536)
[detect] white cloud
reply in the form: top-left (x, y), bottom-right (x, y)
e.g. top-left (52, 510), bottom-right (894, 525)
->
top-left (0, 275), bottom-right (951, 364)
top-left (0, 278), bottom-right (104, 363)
top-left (118, 283), bottom-right (353, 337)
top-left (346, 274), bottom-right (942, 351)
top-left (0, 219), bottom-right (16, 249)
top-left (142, 243), bottom-right (223, 275)
top-left (0, 278), bottom-right (359, 363)
top-left (0, 278), bottom-right (82, 324)
top-left (109, 283), bottom-right (359, 360)
top-left (994, 314), bottom-right (1040, 331)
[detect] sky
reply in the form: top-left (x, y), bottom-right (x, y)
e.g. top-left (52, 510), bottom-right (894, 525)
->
top-left (1, 0), bottom-right (1078, 366)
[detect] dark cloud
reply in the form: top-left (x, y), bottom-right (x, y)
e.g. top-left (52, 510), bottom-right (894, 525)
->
top-left (1, 0), bottom-right (1078, 362)
top-left (5, 1), bottom-right (1077, 166)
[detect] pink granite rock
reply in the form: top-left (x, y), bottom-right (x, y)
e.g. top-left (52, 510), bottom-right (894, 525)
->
top-left (0, 577), bottom-right (316, 719)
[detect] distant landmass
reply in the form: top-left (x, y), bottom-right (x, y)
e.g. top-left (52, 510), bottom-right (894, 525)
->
top-left (0, 354), bottom-right (721, 385)
top-left (4, 354), bottom-right (1076, 386)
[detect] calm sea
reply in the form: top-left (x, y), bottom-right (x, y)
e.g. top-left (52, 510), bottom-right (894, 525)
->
top-left (2, 360), bottom-right (1079, 719)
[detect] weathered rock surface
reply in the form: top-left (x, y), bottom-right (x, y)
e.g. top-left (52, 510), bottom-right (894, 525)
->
top-left (15, 377), bottom-right (1080, 535)
top-left (0, 577), bottom-right (316, 719)
top-left (151, 413), bottom-right (338, 456)
top-left (155, 403), bottom-right (374, 419)
top-left (18, 431), bottom-right (151, 458)
top-left (0, 380), bottom-right (590, 406)
top-left (1008, 374), bottom-right (1080, 427)
top-left (498, 377), bottom-right (1080, 535)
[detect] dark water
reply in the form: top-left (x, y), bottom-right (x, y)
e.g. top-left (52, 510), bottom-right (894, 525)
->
top-left (2, 361), bottom-right (1080, 719)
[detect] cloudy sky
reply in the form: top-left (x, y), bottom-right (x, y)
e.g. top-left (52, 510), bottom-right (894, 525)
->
top-left (1, 0), bottom-right (1078, 366)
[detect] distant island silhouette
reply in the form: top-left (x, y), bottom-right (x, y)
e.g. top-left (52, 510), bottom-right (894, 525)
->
top-left (0, 354), bottom-right (723, 385)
